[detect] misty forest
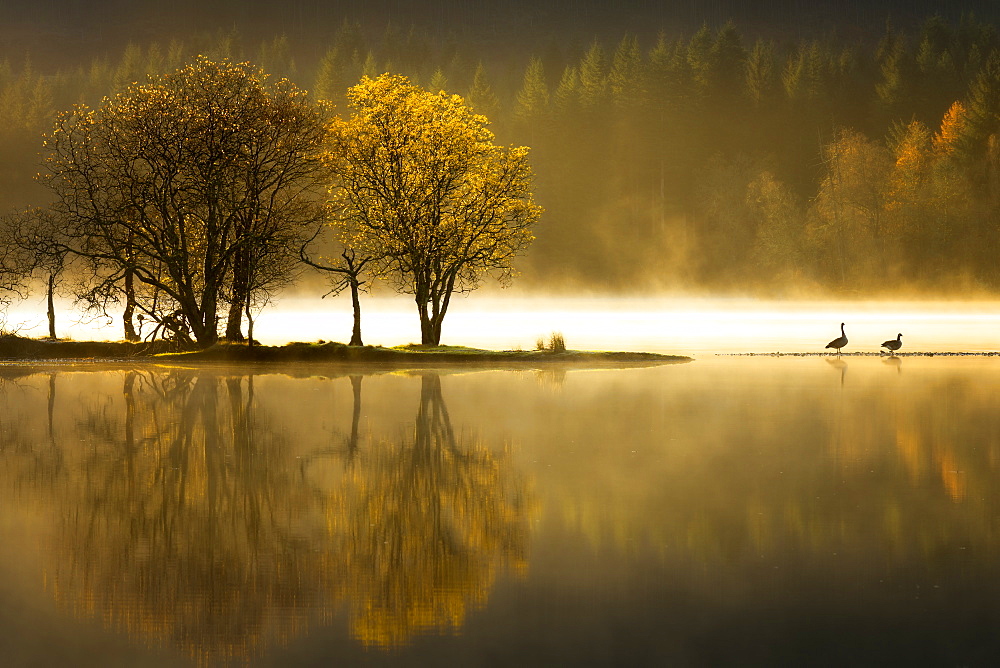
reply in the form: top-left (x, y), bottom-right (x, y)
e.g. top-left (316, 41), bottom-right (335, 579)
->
top-left (5, 6), bottom-right (1000, 344)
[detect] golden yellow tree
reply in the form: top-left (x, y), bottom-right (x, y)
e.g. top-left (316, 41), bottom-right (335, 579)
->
top-left (323, 74), bottom-right (541, 345)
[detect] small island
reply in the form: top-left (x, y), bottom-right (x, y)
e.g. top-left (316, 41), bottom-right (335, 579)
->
top-left (0, 334), bottom-right (690, 367)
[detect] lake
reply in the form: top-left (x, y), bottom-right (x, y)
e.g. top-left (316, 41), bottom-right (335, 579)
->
top-left (2, 356), bottom-right (1000, 665)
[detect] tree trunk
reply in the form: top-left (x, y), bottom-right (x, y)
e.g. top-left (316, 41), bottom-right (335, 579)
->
top-left (46, 274), bottom-right (56, 339)
top-left (417, 301), bottom-right (449, 345)
top-left (246, 296), bottom-right (255, 348)
top-left (185, 310), bottom-right (217, 347)
top-left (419, 313), bottom-right (436, 345)
top-left (226, 254), bottom-right (250, 341)
top-left (226, 259), bottom-right (248, 342)
top-left (417, 296), bottom-right (435, 345)
top-left (349, 278), bottom-right (363, 346)
top-left (123, 268), bottom-right (139, 341)
top-left (198, 290), bottom-right (219, 347)
top-left (430, 315), bottom-right (442, 346)
top-left (226, 298), bottom-right (245, 341)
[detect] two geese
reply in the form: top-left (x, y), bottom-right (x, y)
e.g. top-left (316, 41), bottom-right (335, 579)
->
top-left (826, 322), bottom-right (903, 355)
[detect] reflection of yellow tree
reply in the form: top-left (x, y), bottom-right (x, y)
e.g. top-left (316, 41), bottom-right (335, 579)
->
top-left (325, 373), bottom-right (530, 648)
top-left (47, 370), bottom-right (322, 664)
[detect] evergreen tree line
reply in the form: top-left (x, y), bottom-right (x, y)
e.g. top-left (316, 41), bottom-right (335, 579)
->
top-left (5, 15), bottom-right (1000, 295)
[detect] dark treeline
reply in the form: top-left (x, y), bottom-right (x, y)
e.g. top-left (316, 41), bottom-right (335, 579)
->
top-left (6, 10), bottom-right (1000, 295)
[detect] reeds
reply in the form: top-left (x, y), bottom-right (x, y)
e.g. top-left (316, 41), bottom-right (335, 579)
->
top-left (536, 331), bottom-right (566, 352)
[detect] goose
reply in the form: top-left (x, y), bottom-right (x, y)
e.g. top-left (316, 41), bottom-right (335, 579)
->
top-left (881, 333), bottom-right (902, 354)
top-left (825, 322), bottom-right (848, 354)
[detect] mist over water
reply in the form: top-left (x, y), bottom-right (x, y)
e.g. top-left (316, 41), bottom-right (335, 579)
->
top-left (9, 296), bottom-right (1000, 355)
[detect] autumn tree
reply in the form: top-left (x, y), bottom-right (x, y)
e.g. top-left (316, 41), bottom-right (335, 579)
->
top-left (323, 74), bottom-right (541, 346)
top-left (811, 128), bottom-right (895, 285)
top-left (39, 57), bottom-right (326, 346)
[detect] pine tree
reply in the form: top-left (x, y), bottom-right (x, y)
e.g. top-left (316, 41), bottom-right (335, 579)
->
top-left (466, 63), bottom-right (500, 119)
top-left (963, 51), bottom-right (1000, 156)
top-left (934, 100), bottom-right (971, 157)
top-left (687, 23), bottom-right (714, 95)
top-left (609, 34), bottom-right (644, 111)
top-left (578, 40), bottom-right (608, 112)
top-left (428, 68), bottom-right (448, 93)
top-left (709, 21), bottom-right (747, 101)
top-left (514, 57), bottom-right (549, 130)
top-left (745, 39), bottom-right (776, 107)
top-left (360, 51), bottom-right (380, 80)
top-left (313, 47), bottom-right (343, 102)
top-left (112, 43), bottom-right (145, 92)
top-left (875, 23), bottom-right (916, 122)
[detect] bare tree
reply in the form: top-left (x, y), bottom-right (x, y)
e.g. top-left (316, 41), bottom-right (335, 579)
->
top-left (0, 211), bottom-right (37, 318)
top-left (300, 227), bottom-right (376, 346)
top-left (0, 208), bottom-right (70, 336)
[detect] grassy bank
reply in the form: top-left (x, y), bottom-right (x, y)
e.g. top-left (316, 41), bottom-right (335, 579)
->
top-left (0, 335), bottom-right (690, 367)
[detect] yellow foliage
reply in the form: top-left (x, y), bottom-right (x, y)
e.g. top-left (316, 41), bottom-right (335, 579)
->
top-left (933, 100), bottom-right (968, 157)
top-left (322, 73), bottom-right (541, 306)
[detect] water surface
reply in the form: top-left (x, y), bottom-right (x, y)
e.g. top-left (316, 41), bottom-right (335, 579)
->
top-left (2, 357), bottom-right (1000, 665)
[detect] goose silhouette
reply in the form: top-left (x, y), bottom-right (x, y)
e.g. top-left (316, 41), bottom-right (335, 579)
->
top-left (825, 322), bottom-right (848, 355)
top-left (881, 333), bottom-right (902, 354)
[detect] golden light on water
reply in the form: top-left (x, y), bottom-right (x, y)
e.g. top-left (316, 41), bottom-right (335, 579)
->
top-left (9, 296), bottom-right (1000, 355)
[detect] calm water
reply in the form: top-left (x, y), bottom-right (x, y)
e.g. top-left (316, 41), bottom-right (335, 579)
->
top-left (2, 357), bottom-right (1000, 666)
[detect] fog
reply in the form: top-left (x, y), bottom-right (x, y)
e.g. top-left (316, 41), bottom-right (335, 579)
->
top-left (8, 294), bottom-right (1000, 355)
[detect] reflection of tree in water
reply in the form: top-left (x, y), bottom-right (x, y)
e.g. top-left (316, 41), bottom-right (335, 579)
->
top-left (323, 373), bottom-right (530, 648)
top-left (0, 368), bottom-right (531, 659)
top-left (534, 367), bottom-right (567, 389)
top-left (48, 370), bottom-right (322, 665)
top-left (0, 369), bottom-right (63, 490)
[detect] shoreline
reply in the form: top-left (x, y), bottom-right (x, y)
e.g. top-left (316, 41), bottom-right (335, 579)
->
top-left (718, 351), bottom-right (1000, 357)
top-left (0, 337), bottom-right (691, 367)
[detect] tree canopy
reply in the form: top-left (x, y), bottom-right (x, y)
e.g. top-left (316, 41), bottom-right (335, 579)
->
top-left (40, 56), bottom-right (326, 345)
top-left (323, 74), bottom-right (540, 345)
